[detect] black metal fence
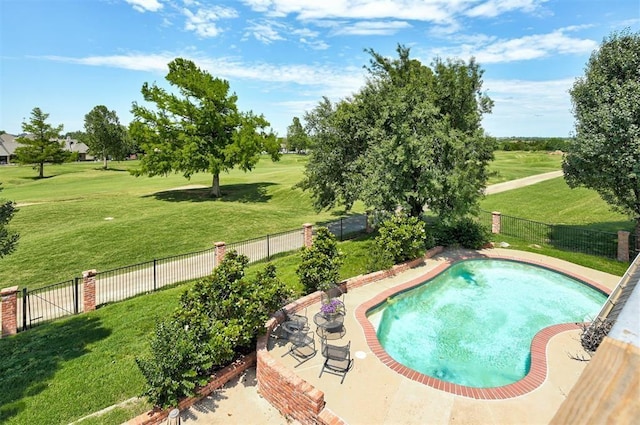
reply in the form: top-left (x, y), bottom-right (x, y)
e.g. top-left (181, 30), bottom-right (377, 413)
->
top-left (19, 278), bottom-right (79, 330)
top-left (15, 214), bottom-right (367, 331)
top-left (481, 210), bottom-right (622, 259)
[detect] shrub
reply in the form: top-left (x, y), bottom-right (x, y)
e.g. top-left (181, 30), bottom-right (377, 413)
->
top-left (135, 320), bottom-right (213, 408)
top-left (370, 214), bottom-right (433, 268)
top-left (434, 217), bottom-right (489, 249)
top-left (138, 251), bottom-right (292, 407)
top-left (297, 227), bottom-right (343, 293)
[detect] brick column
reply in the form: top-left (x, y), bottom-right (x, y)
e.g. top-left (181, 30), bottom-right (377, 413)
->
top-left (491, 211), bottom-right (501, 234)
top-left (365, 212), bottom-right (373, 233)
top-left (617, 230), bottom-right (630, 262)
top-left (214, 242), bottom-right (226, 267)
top-left (303, 223), bottom-right (313, 247)
top-left (1, 286), bottom-right (19, 337)
top-left (83, 270), bottom-right (97, 312)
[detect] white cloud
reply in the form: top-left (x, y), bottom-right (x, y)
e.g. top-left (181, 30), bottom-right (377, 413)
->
top-left (125, 0), bottom-right (163, 13)
top-left (333, 20), bottom-right (412, 36)
top-left (241, 0), bottom-right (466, 23)
top-left (39, 52), bottom-right (366, 98)
top-left (183, 5), bottom-right (238, 38)
top-left (244, 20), bottom-right (286, 44)
top-left (430, 29), bottom-right (597, 63)
top-left (465, 0), bottom-right (548, 18)
top-left (482, 77), bottom-right (575, 136)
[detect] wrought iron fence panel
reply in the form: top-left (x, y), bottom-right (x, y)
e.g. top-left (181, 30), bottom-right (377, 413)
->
top-left (227, 228), bottom-right (304, 264)
top-left (19, 279), bottom-right (78, 330)
top-left (319, 213), bottom-right (367, 241)
top-left (155, 248), bottom-right (216, 290)
top-left (96, 260), bottom-right (157, 305)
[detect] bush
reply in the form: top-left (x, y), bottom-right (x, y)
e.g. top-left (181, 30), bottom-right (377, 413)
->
top-left (434, 217), bottom-right (489, 249)
top-left (135, 320), bottom-right (213, 407)
top-left (370, 214), bottom-right (433, 269)
top-left (137, 251), bottom-right (293, 407)
top-left (297, 227), bottom-right (343, 293)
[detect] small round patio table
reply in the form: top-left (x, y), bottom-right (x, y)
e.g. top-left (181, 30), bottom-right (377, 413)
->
top-left (313, 312), bottom-right (345, 339)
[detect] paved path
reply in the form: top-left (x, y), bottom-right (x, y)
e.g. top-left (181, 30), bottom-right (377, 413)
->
top-left (484, 170), bottom-right (563, 195)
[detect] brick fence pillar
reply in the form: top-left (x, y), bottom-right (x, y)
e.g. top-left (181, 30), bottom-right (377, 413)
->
top-left (303, 223), bottom-right (313, 247)
top-left (365, 212), bottom-right (373, 233)
top-left (1, 286), bottom-right (19, 338)
top-left (617, 230), bottom-right (630, 262)
top-left (214, 242), bottom-right (226, 267)
top-left (83, 270), bottom-right (97, 312)
top-left (491, 211), bottom-right (501, 234)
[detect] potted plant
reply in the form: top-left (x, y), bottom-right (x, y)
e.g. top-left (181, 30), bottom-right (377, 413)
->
top-left (320, 298), bottom-right (343, 318)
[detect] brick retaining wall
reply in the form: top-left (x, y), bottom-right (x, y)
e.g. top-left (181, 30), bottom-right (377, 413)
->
top-left (255, 246), bottom-right (444, 424)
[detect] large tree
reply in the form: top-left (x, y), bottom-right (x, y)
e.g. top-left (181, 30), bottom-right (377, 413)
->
top-left (0, 184), bottom-right (19, 258)
top-left (286, 116), bottom-right (310, 153)
top-left (563, 30), bottom-right (640, 253)
top-left (83, 105), bottom-right (130, 169)
top-left (15, 107), bottom-right (68, 178)
top-left (130, 58), bottom-right (280, 197)
top-left (300, 45), bottom-right (494, 219)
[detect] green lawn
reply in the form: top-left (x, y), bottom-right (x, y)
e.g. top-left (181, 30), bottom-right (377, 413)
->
top-left (487, 151), bottom-right (562, 184)
top-left (0, 155), bottom-right (364, 290)
top-left (480, 177), bottom-right (634, 233)
top-left (0, 235), bottom-right (375, 425)
top-left (0, 151), bottom-right (563, 292)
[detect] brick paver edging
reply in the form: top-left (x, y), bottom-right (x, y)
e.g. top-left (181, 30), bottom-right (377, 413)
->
top-left (255, 246), bottom-right (445, 425)
top-left (354, 251), bottom-right (613, 400)
top-left (125, 352), bottom-right (256, 425)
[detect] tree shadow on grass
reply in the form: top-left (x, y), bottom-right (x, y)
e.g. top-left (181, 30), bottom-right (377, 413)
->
top-left (146, 182), bottom-right (274, 203)
top-left (0, 316), bottom-right (110, 423)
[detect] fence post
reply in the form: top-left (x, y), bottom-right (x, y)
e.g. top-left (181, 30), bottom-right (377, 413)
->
top-left (267, 234), bottom-right (270, 260)
top-left (303, 223), bottom-right (313, 247)
top-left (83, 270), bottom-right (97, 312)
top-left (153, 259), bottom-right (157, 291)
top-left (22, 288), bottom-right (27, 331)
top-left (617, 230), bottom-right (630, 262)
top-left (491, 211), bottom-right (501, 234)
top-left (1, 286), bottom-right (19, 338)
top-left (214, 242), bottom-right (226, 267)
top-left (74, 277), bottom-right (79, 314)
top-left (340, 218), bottom-right (344, 241)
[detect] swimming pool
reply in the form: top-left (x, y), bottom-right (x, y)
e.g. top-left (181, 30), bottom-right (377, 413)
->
top-left (367, 259), bottom-right (607, 388)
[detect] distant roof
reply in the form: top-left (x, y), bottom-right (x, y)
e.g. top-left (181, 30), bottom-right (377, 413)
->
top-left (0, 133), bottom-right (88, 155)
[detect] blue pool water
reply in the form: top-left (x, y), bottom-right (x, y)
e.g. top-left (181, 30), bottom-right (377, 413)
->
top-left (367, 259), bottom-right (607, 388)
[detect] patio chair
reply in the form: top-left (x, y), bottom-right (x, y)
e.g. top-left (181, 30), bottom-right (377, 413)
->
top-left (319, 337), bottom-right (353, 384)
top-left (282, 330), bottom-right (316, 366)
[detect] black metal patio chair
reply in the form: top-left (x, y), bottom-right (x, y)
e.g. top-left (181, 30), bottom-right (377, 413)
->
top-left (319, 337), bottom-right (353, 384)
top-left (282, 329), bottom-right (316, 366)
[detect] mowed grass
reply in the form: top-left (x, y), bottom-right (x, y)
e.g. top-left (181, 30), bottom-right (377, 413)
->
top-left (0, 151), bottom-right (561, 291)
top-left (487, 151), bottom-right (562, 184)
top-left (480, 177), bottom-right (634, 233)
top-left (0, 155), bottom-right (364, 290)
top-left (0, 235), bottom-right (375, 425)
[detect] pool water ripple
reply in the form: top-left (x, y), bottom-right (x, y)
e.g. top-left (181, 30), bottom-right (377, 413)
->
top-left (367, 259), bottom-right (607, 388)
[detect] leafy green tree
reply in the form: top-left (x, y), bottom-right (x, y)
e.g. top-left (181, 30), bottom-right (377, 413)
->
top-left (130, 58), bottom-right (280, 197)
top-left (300, 45), bottom-right (494, 220)
top-left (286, 116), bottom-right (310, 153)
top-left (83, 105), bottom-right (130, 169)
top-left (297, 227), bottom-right (343, 293)
top-left (0, 184), bottom-right (19, 258)
top-left (563, 30), bottom-right (640, 252)
top-left (15, 107), bottom-right (68, 178)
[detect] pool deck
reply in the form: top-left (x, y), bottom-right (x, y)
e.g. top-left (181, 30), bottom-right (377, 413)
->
top-left (266, 248), bottom-right (620, 425)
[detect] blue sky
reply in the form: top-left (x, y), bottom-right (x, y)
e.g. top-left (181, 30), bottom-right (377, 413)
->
top-left (1, 0), bottom-right (638, 138)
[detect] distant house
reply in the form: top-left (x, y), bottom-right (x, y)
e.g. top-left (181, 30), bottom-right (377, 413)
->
top-left (0, 133), bottom-right (93, 164)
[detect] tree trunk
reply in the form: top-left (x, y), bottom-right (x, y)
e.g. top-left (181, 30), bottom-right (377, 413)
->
top-left (39, 162), bottom-right (44, 178)
top-left (210, 173), bottom-right (221, 197)
top-left (103, 150), bottom-right (108, 169)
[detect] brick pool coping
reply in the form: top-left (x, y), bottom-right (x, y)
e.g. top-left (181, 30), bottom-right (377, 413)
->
top-left (354, 251), bottom-right (613, 400)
